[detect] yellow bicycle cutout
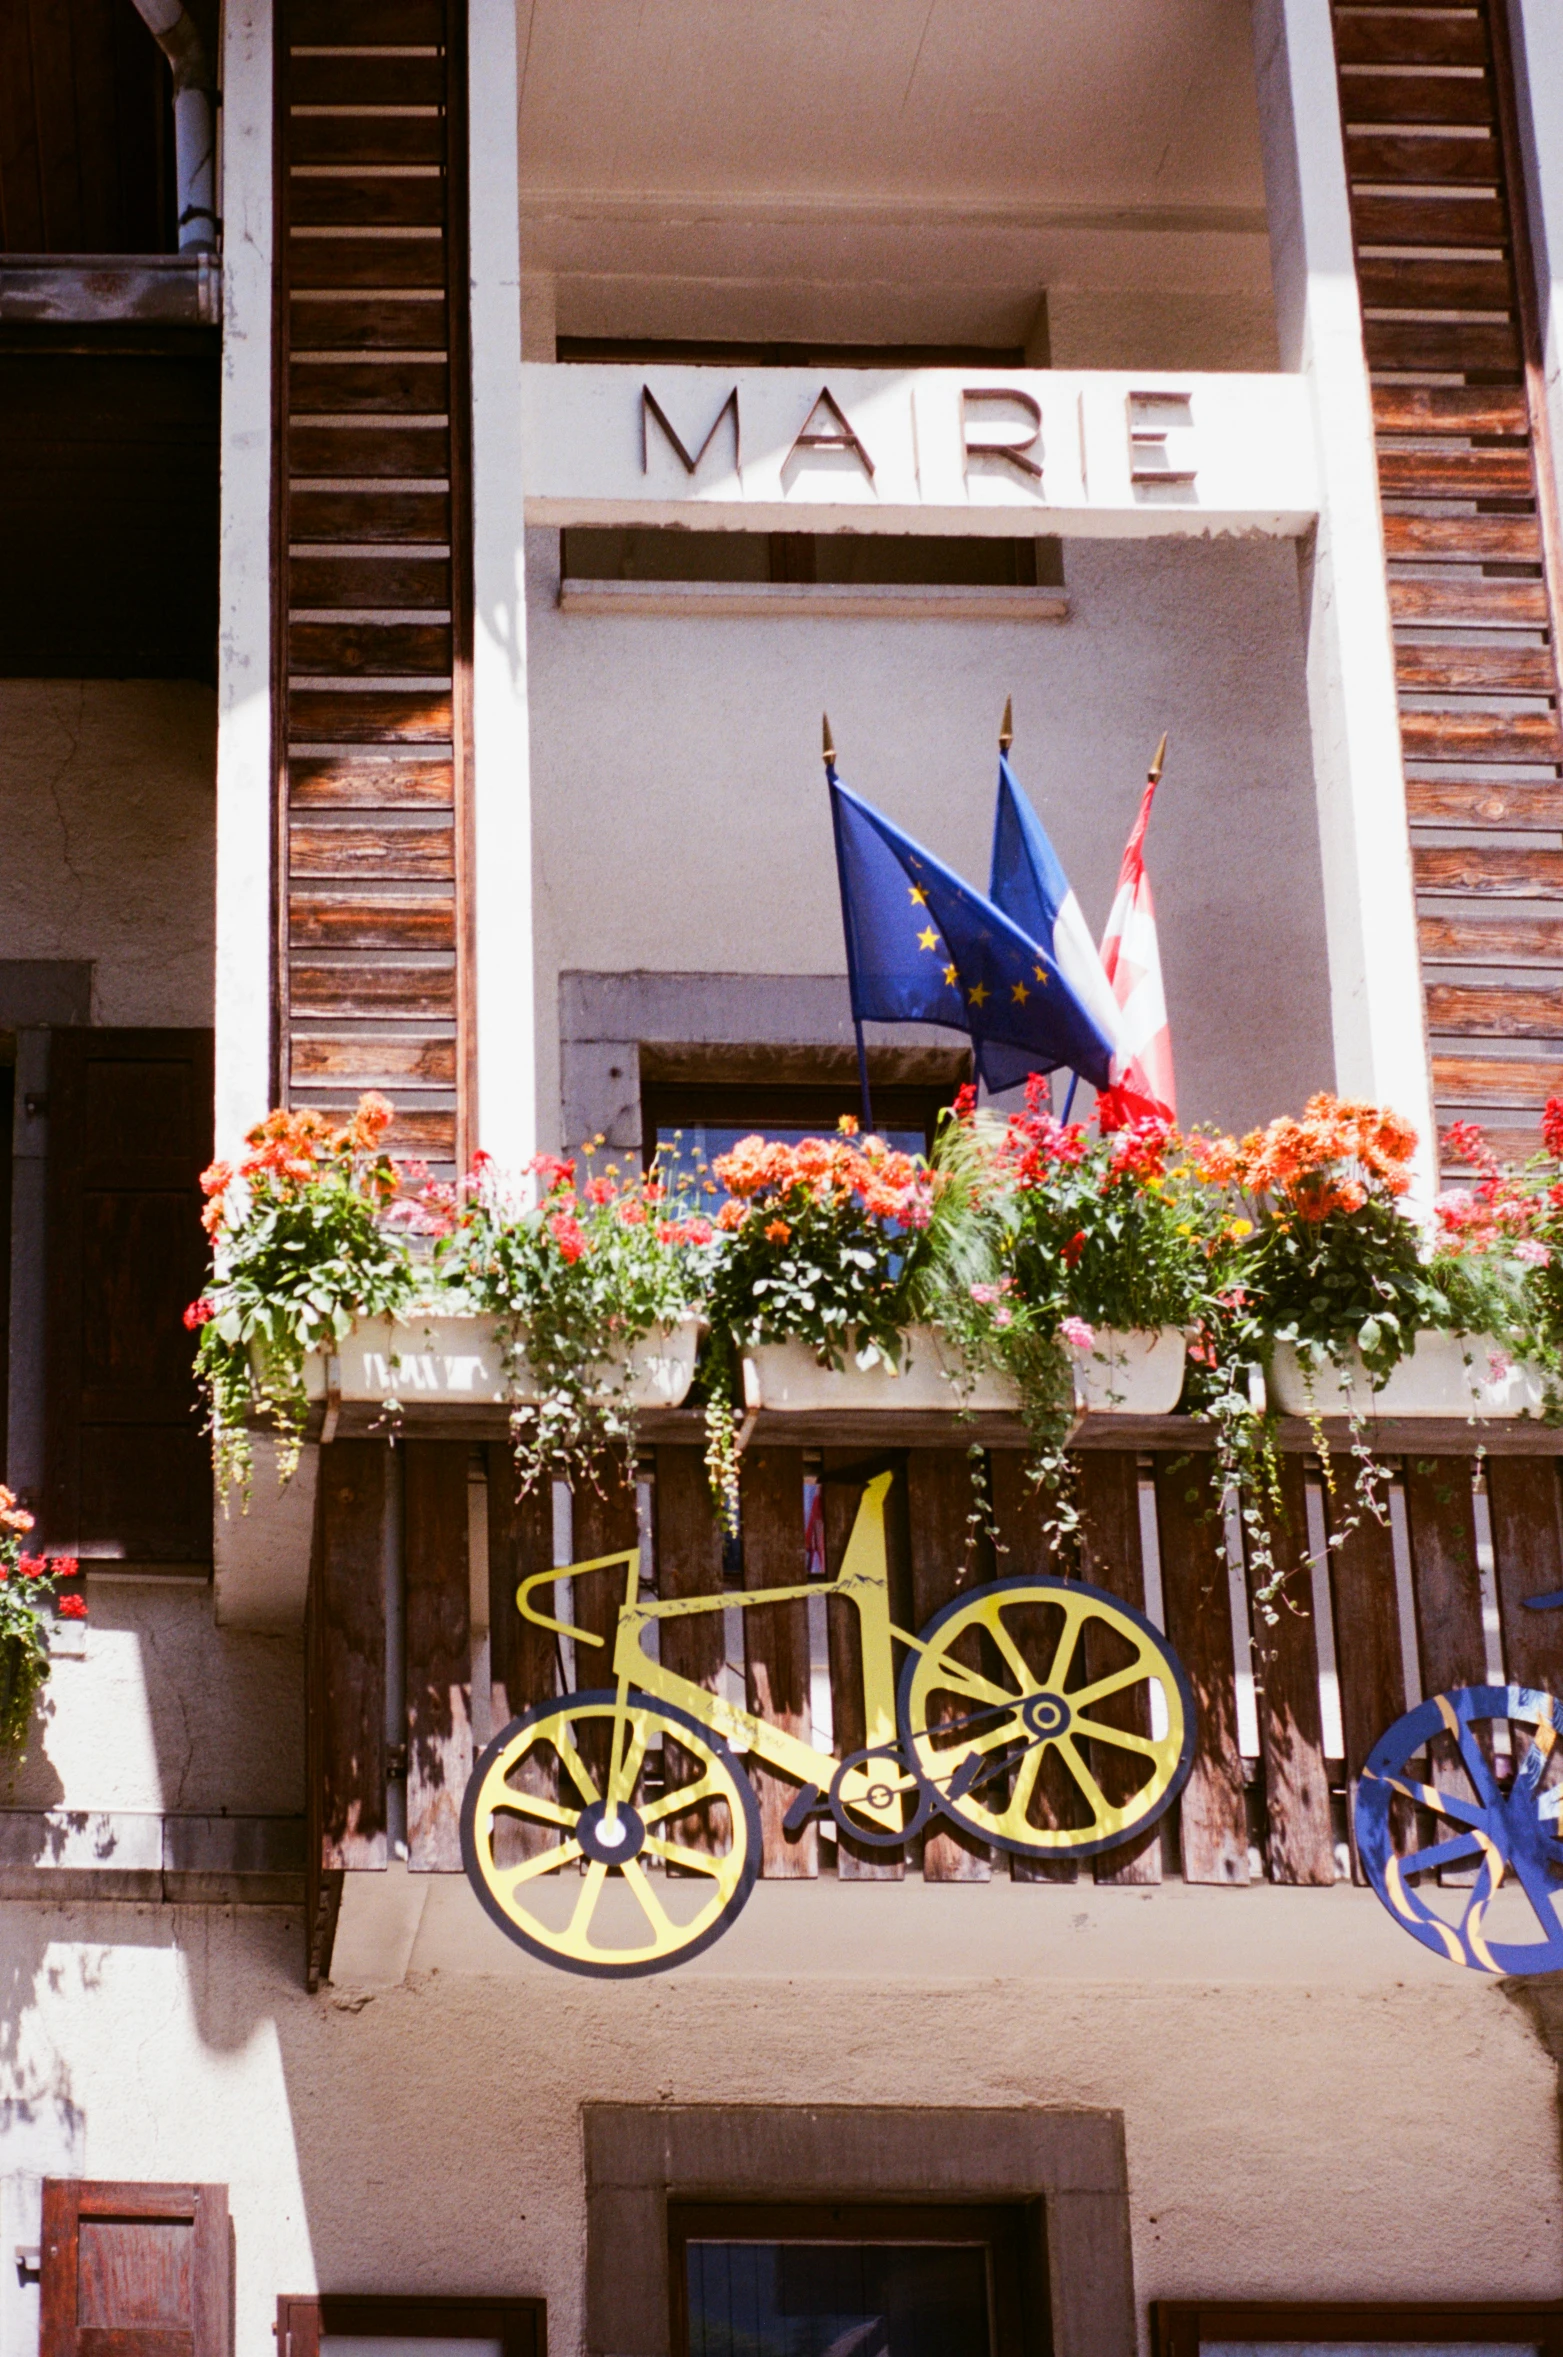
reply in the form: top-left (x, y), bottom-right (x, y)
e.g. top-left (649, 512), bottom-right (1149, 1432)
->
top-left (460, 1471), bottom-right (1196, 1975)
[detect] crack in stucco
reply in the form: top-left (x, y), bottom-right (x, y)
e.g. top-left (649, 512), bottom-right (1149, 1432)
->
top-left (41, 684), bottom-right (88, 942)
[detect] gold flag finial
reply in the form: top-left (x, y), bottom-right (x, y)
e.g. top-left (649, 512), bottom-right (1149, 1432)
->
top-left (822, 712), bottom-right (836, 768)
top-left (999, 695), bottom-right (1013, 754)
top-left (1148, 731), bottom-right (1168, 784)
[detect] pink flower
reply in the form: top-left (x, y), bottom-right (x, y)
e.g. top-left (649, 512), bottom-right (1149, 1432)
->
top-left (617, 1200), bottom-right (647, 1227)
top-left (970, 1284), bottom-right (1002, 1305)
top-left (1061, 1316), bottom-right (1096, 1350)
top-left (1487, 1351), bottom-right (1513, 1383)
top-left (1515, 1238), bottom-right (1552, 1266)
top-left (993, 1305), bottom-right (1013, 1328)
top-left (56, 1594), bottom-right (87, 1622)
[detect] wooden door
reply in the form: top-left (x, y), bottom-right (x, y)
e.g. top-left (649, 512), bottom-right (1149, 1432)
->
top-left (43, 1028), bottom-right (213, 1561)
top-left (41, 2181), bottom-right (230, 2357)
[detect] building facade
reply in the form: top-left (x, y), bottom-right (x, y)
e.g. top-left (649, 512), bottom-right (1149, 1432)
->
top-left (1, 7), bottom-right (1562, 2357)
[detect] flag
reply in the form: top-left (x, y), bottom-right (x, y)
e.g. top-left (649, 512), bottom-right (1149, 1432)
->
top-left (1097, 762), bottom-right (1175, 1126)
top-left (829, 768), bottom-right (1114, 1092)
top-left (989, 750), bottom-right (1124, 1086)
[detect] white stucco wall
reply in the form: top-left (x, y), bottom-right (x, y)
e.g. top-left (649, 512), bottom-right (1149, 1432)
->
top-left (0, 682), bottom-right (216, 1029)
top-left (6, 1583), bottom-right (300, 1818)
top-left (526, 528), bottom-right (1334, 1145)
top-left (0, 1888), bottom-right (1555, 2357)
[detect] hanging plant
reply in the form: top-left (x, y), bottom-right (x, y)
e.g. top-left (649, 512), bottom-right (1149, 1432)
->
top-left (434, 1148), bottom-right (710, 1496)
top-left (0, 1486), bottom-right (84, 1755)
top-left (191, 1093), bottom-right (418, 1498)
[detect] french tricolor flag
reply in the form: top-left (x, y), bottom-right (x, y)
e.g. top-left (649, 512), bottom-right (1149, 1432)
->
top-left (1097, 736), bottom-right (1176, 1127)
top-left (988, 747), bottom-right (1123, 1089)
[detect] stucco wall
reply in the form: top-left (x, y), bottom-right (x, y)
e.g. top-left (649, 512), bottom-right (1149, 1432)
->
top-left (0, 681), bottom-right (216, 1029)
top-left (6, 1581), bottom-right (301, 1817)
top-left (0, 1890), bottom-right (1555, 2357)
top-left (525, 527), bottom-right (1333, 1147)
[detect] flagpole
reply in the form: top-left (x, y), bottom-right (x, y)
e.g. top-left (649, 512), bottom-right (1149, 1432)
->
top-left (824, 714), bottom-right (875, 1132)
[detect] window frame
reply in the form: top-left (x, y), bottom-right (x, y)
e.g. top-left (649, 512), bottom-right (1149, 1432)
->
top-left (1152, 2301), bottom-right (1563, 2357)
top-left (276, 2294), bottom-right (546, 2357)
top-left (669, 2198), bottom-right (1037, 2357)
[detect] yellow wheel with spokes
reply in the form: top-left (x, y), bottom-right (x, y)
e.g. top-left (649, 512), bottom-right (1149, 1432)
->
top-left (460, 1690), bottom-right (761, 1976)
top-left (897, 1575), bottom-right (1195, 1859)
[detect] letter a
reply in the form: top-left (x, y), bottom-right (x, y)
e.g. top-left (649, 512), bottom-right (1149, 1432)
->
top-left (787, 386), bottom-right (876, 480)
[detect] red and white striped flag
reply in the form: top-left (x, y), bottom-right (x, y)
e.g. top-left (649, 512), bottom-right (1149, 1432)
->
top-left (1096, 737), bottom-right (1176, 1129)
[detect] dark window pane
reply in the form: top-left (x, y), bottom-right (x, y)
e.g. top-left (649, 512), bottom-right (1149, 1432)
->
top-left (686, 2242), bottom-right (991, 2357)
top-left (561, 527), bottom-right (1063, 591)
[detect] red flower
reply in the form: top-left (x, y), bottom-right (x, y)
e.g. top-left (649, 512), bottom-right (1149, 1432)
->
top-left (1544, 1098), bottom-right (1563, 1160)
top-left (183, 1298), bottom-right (216, 1331)
top-left (548, 1210), bottom-right (588, 1262)
top-left (56, 1594), bottom-right (87, 1621)
top-left (953, 1083), bottom-right (978, 1120)
top-left (16, 1555), bottom-right (47, 1580)
top-left (585, 1176), bottom-right (615, 1206)
top-left (528, 1153), bottom-right (576, 1196)
top-left (1062, 1230), bottom-right (1087, 1268)
top-left (50, 1558), bottom-right (80, 1580)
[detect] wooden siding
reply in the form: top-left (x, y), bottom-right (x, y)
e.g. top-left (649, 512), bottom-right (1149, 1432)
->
top-left (274, 0), bottom-right (472, 1170)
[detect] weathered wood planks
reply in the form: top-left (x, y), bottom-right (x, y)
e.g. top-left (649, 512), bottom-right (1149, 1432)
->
top-left (404, 1439), bottom-right (471, 1870)
top-left (740, 1447), bottom-right (817, 1877)
top-left (906, 1449), bottom-right (992, 1881)
top-left (1154, 1458), bottom-right (1250, 1884)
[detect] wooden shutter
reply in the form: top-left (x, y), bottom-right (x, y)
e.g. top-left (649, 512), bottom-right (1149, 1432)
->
top-left (41, 2181), bottom-right (230, 2357)
top-left (43, 1028), bottom-right (214, 1562)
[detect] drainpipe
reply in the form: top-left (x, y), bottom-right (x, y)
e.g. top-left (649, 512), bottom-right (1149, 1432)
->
top-left (127, 0), bottom-right (217, 252)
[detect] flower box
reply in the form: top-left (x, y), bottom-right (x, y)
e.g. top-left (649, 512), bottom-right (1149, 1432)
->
top-left (1269, 1331), bottom-right (1549, 1419)
top-left (301, 1313), bottom-right (700, 1409)
top-left (740, 1325), bottom-right (1186, 1417)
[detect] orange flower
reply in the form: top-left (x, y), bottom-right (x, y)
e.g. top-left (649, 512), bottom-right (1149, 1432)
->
top-left (764, 1219), bottom-right (792, 1245)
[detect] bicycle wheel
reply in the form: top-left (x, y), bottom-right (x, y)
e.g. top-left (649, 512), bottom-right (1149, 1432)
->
top-left (897, 1575), bottom-right (1194, 1859)
top-left (460, 1689), bottom-right (761, 1976)
top-left (1358, 1685), bottom-right (1563, 1975)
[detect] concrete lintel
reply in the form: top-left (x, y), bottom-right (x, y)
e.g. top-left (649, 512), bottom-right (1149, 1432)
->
top-left (329, 1862), bottom-right (432, 1989)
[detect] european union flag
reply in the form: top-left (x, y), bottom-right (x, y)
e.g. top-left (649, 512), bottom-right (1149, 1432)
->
top-left (828, 766), bottom-right (1114, 1093)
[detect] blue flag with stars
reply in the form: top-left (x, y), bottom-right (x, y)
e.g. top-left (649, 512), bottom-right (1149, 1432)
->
top-left (828, 769), bottom-right (1114, 1091)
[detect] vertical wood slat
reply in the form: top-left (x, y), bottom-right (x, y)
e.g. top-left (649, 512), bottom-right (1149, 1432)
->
top-left (1486, 1454), bottom-right (1563, 1692)
top-left (906, 1448), bottom-right (991, 1881)
top-left (1244, 1456), bottom-right (1335, 1885)
top-left (570, 1467), bottom-right (640, 1791)
top-left (655, 1447), bottom-right (728, 1861)
top-left (1077, 1451), bottom-right (1161, 1886)
top-left (485, 1450), bottom-right (558, 1861)
top-left (741, 1446), bottom-right (817, 1877)
top-left (404, 1439), bottom-right (471, 1871)
top-left (1325, 1480), bottom-right (1410, 1880)
top-left (822, 1452), bottom-right (908, 1881)
top-left (1154, 1455), bottom-right (1251, 1885)
top-left (1404, 1456), bottom-right (1489, 1866)
top-left (316, 1440), bottom-right (388, 1871)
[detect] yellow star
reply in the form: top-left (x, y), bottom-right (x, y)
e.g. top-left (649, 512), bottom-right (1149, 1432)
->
top-left (943, 964), bottom-right (959, 987)
top-left (908, 885), bottom-right (928, 906)
top-left (917, 926), bottom-right (938, 951)
top-left (1011, 980), bottom-right (1029, 1005)
top-left (1033, 964), bottom-right (1048, 983)
top-left (968, 981), bottom-right (990, 1009)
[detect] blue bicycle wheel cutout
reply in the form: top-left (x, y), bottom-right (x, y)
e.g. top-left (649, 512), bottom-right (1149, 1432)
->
top-left (1357, 1685), bottom-right (1563, 1975)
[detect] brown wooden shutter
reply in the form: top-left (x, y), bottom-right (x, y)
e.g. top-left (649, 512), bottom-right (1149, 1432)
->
top-left (43, 1028), bottom-right (214, 1562)
top-left (41, 2181), bottom-right (230, 2357)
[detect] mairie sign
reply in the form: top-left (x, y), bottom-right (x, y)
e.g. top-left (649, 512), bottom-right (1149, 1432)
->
top-left (519, 363), bottom-right (1319, 538)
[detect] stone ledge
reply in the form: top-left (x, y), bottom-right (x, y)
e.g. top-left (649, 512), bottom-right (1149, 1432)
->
top-left (0, 1811), bottom-right (305, 1905)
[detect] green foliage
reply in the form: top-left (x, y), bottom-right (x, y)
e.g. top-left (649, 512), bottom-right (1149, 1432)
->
top-left (438, 1153), bottom-right (705, 1493)
top-left (0, 1491), bottom-right (84, 1756)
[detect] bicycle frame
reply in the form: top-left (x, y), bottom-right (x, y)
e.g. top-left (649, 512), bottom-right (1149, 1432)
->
top-left (515, 1470), bottom-right (911, 1835)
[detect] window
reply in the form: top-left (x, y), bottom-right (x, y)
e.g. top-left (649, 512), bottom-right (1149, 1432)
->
top-left (276, 2295), bottom-right (546, 2357)
top-left (42, 2180), bottom-right (230, 2357)
top-left (671, 2203), bottom-right (1039, 2357)
top-left (641, 1073), bottom-right (962, 1191)
top-left (557, 338), bottom-right (1063, 598)
top-left (1153, 2304), bottom-right (1563, 2357)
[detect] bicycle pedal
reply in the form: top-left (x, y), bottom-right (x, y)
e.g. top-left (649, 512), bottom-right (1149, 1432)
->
top-left (946, 1752), bottom-right (983, 1803)
top-left (782, 1783), bottom-right (824, 1836)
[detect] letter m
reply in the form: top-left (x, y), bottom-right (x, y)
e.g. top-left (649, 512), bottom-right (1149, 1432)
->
top-left (641, 383), bottom-right (740, 475)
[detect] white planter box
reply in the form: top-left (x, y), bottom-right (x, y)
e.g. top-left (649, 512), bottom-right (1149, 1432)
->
top-left (302, 1314), bottom-right (700, 1409)
top-left (1070, 1326), bottom-right (1188, 1415)
top-left (741, 1325), bottom-right (1186, 1416)
top-left (1269, 1331), bottom-right (1549, 1419)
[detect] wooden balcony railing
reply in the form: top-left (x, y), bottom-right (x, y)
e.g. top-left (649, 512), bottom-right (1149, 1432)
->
top-left (303, 1422), bottom-right (1563, 1986)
